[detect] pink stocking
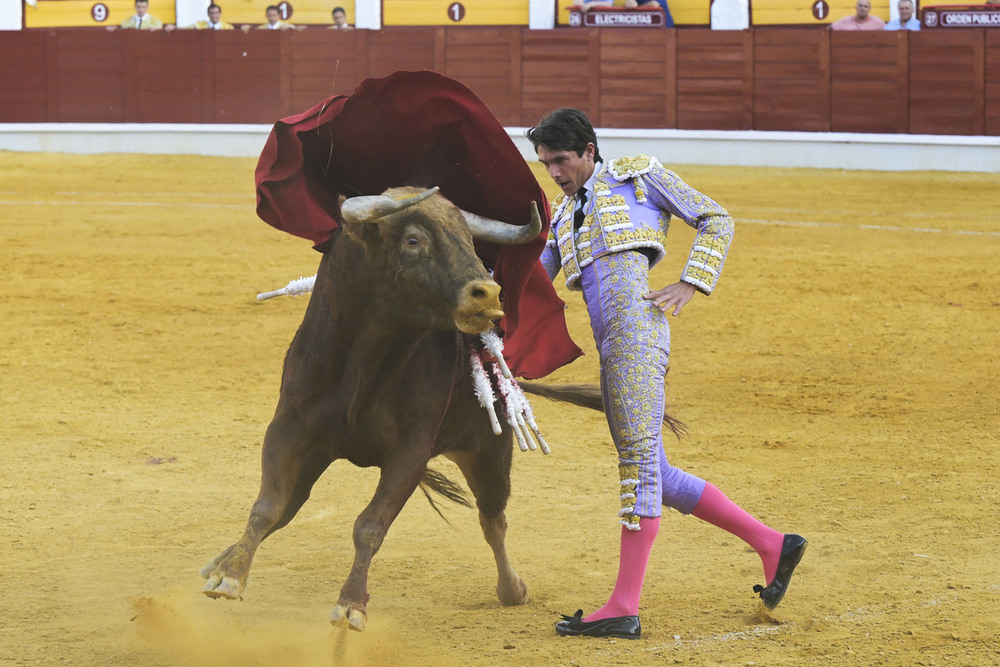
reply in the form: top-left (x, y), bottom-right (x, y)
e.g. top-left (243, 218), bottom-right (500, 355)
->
top-left (691, 483), bottom-right (784, 584)
top-left (584, 516), bottom-right (660, 622)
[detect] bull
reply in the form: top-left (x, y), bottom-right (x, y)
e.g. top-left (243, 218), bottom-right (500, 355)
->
top-left (200, 186), bottom-right (544, 631)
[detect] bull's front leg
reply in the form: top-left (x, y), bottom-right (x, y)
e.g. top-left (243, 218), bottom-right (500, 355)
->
top-left (199, 501), bottom-right (274, 599)
top-left (448, 445), bottom-right (529, 607)
top-left (331, 455), bottom-right (428, 631)
top-left (201, 414), bottom-right (329, 600)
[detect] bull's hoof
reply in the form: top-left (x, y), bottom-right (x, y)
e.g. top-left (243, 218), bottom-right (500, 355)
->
top-left (497, 575), bottom-right (529, 606)
top-left (198, 559), bottom-right (220, 579)
top-left (199, 544), bottom-right (236, 579)
top-left (202, 573), bottom-right (244, 600)
top-left (330, 604), bottom-right (367, 631)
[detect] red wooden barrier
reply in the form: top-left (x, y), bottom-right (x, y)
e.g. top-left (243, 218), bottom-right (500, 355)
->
top-left (830, 31), bottom-right (907, 134)
top-left (0, 27), bottom-right (996, 136)
top-left (988, 31), bottom-right (1000, 135)
top-left (675, 29), bottom-right (752, 131)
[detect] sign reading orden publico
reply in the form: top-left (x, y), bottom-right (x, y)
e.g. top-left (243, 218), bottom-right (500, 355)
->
top-left (922, 5), bottom-right (1000, 28)
top-left (567, 8), bottom-right (665, 27)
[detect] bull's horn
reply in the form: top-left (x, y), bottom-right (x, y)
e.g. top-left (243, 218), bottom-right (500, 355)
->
top-left (340, 187), bottom-right (439, 223)
top-left (461, 201), bottom-right (542, 245)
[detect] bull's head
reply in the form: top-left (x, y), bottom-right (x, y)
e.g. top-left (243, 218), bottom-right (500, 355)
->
top-left (339, 187), bottom-right (541, 334)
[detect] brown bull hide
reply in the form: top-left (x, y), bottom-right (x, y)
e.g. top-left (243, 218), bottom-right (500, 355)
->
top-left (200, 188), bottom-right (530, 630)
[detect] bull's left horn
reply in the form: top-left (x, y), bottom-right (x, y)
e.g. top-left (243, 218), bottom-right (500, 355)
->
top-left (462, 201), bottom-right (542, 245)
top-left (340, 187), bottom-right (439, 224)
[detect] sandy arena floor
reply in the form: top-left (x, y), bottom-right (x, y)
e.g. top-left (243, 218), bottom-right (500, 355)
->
top-left (1, 151), bottom-right (998, 666)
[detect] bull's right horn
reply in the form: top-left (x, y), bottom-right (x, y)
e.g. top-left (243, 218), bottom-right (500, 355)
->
top-left (340, 187), bottom-right (439, 224)
top-left (461, 201), bottom-right (542, 245)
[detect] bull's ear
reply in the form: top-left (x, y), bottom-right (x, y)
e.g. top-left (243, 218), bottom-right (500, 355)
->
top-left (342, 220), bottom-right (377, 246)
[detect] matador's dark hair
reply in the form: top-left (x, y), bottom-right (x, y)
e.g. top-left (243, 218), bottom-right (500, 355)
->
top-left (525, 108), bottom-right (602, 163)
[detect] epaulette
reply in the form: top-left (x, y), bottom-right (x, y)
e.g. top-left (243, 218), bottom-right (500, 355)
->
top-left (606, 154), bottom-right (661, 182)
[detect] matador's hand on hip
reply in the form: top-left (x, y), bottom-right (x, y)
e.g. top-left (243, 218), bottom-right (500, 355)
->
top-left (644, 281), bottom-right (696, 317)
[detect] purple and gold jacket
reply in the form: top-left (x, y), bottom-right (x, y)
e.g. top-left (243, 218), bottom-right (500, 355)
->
top-left (540, 154), bottom-right (734, 295)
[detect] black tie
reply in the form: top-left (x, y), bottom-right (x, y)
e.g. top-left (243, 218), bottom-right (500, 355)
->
top-left (574, 190), bottom-right (587, 230)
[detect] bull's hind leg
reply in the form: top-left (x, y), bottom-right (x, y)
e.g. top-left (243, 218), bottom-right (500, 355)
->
top-left (449, 443), bottom-right (529, 606)
top-left (330, 453), bottom-right (428, 631)
top-left (201, 415), bottom-right (331, 600)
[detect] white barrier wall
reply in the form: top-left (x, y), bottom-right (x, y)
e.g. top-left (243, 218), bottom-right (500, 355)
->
top-left (2, 123), bottom-right (999, 172)
top-left (0, 123), bottom-right (274, 158)
top-left (511, 129), bottom-right (1000, 173)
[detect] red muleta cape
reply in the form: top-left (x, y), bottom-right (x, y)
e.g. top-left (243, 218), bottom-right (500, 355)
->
top-left (254, 70), bottom-right (582, 379)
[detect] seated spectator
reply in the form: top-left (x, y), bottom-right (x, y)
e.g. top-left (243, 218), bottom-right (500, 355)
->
top-left (578, 0), bottom-right (674, 26)
top-left (241, 5), bottom-right (297, 32)
top-left (830, 0), bottom-right (885, 29)
top-left (189, 3), bottom-right (235, 30)
top-left (330, 6), bottom-right (354, 29)
top-left (166, 3), bottom-right (235, 31)
top-left (113, 0), bottom-right (163, 30)
top-left (884, 0), bottom-right (920, 29)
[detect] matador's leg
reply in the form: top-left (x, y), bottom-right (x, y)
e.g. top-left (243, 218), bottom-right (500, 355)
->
top-left (574, 251), bottom-right (666, 624)
top-left (581, 250), bottom-right (668, 529)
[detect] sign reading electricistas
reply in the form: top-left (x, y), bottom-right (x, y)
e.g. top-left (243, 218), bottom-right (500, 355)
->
top-left (567, 8), bottom-right (665, 27)
top-left (922, 5), bottom-right (1000, 28)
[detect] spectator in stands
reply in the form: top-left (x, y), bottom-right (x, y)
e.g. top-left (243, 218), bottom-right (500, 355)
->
top-left (578, 0), bottom-right (674, 26)
top-left (241, 5), bottom-right (297, 32)
top-left (830, 0), bottom-right (886, 29)
top-left (113, 0), bottom-right (163, 30)
top-left (330, 6), bottom-right (354, 29)
top-left (166, 3), bottom-right (235, 31)
top-left (884, 0), bottom-right (920, 29)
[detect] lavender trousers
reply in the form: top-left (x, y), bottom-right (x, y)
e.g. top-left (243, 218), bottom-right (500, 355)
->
top-left (578, 251), bottom-right (707, 529)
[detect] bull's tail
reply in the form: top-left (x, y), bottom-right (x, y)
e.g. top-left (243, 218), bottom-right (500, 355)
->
top-left (519, 381), bottom-right (687, 440)
top-left (420, 468), bottom-right (473, 523)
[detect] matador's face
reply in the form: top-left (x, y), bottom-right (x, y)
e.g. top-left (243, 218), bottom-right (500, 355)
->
top-left (536, 143), bottom-right (596, 198)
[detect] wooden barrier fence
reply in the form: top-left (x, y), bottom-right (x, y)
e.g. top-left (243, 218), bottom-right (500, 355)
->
top-left (1, 27), bottom-right (998, 135)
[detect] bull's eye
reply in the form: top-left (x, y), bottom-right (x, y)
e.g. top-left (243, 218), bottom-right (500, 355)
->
top-left (405, 235), bottom-right (420, 246)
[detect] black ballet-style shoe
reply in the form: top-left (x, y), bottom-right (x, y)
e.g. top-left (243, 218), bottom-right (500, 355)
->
top-left (754, 533), bottom-right (808, 610)
top-left (555, 609), bottom-right (641, 639)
